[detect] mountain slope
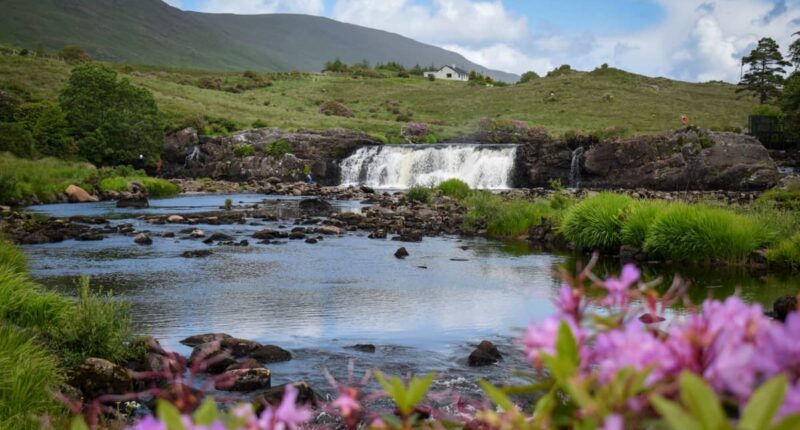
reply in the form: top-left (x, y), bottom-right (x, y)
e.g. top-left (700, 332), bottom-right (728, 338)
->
top-left (0, 0), bottom-right (519, 82)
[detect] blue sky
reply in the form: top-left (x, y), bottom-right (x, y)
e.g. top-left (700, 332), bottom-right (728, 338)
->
top-left (164, 0), bottom-right (800, 82)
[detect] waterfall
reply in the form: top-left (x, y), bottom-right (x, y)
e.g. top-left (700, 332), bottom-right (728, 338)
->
top-left (185, 145), bottom-right (202, 168)
top-left (339, 144), bottom-right (518, 189)
top-left (569, 147), bottom-right (585, 189)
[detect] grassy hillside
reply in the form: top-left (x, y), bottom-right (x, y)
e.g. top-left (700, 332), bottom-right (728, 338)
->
top-left (0, 0), bottom-right (517, 82)
top-left (0, 55), bottom-right (756, 140)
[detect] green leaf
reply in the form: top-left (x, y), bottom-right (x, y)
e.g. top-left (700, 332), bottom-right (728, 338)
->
top-left (192, 397), bottom-right (219, 425)
top-left (479, 380), bottom-right (514, 410)
top-left (406, 373), bottom-right (435, 412)
top-left (69, 417), bottom-right (90, 430)
top-left (770, 414), bottom-right (800, 430)
top-left (651, 395), bottom-right (703, 430)
top-left (740, 375), bottom-right (788, 430)
top-left (555, 321), bottom-right (579, 374)
top-left (157, 399), bottom-right (188, 430)
top-left (679, 372), bottom-right (726, 430)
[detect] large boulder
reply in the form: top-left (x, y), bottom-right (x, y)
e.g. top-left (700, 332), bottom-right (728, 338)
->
top-left (468, 340), bottom-right (503, 367)
top-left (65, 185), bottom-right (99, 203)
top-left (517, 129), bottom-right (780, 191)
top-left (249, 345), bottom-right (292, 363)
top-left (70, 358), bottom-right (133, 399)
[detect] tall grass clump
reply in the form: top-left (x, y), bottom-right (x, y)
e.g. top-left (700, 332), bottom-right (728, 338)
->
top-left (57, 277), bottom-right (135, 368)
top-left (0, 325), bottom-right (64, 430)
top-left (0, 238), bottom-right (28, 274)
top-left (0, 265), bottom-right (70, 333)
top-left (756, 182), bottom-right (800, 211)
top-left (620, 200), bottom-right (668, 247)
top-left (0, 153), bottom-right (96, 205)
top-left (406, 186), bottom-right (432, 203)
top-left (766, 233), bottom-right (800, 269)
top-left (643, 203), bottom-right (774, 262)
top-left (462, 191), bottom-right (554, 238)
top-left (560, 192), bottom-right (633, 250)
top-left (436, 178), bottom-right (471, 200)
top-left (98, 176), bottom-right (179, 198)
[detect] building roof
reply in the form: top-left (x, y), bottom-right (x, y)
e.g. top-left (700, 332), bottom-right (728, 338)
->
top-left (438, 65), bottom-right (469, 76)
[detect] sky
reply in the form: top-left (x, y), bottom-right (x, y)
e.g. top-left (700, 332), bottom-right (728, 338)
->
top-left (162, 0), bottom-right (800, 82)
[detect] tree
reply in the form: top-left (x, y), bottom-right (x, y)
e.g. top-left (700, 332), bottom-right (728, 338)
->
top-left (737, 37), bottom-right (791, 104)
top-left (790, 31), bottom-right (800, 70)
top-left (59, 64), bottom-right (162, 166)
top-left (58, 45), bottom-right (91, 64)
top-left (780, 72), bottom-right (800, 141)
top-left (518, 71), bottom-right (540, 84)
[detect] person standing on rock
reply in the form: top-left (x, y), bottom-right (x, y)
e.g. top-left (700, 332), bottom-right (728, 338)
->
top-left (304, 164), bottom-right (313, 184)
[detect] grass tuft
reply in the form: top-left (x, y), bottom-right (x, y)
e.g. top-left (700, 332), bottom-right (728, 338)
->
top-left (620, 200), bottom-right (668, 247)
top-left (560, 192), bottom-right (633, 250)
top-left (766, 233), bottom-right (800, 269)
top-left (436, 179), bottom-right (471, 200)
top-left (406, 186), bottom-right (432, 203)
top-left (643, 203), bottom-right (773, 262)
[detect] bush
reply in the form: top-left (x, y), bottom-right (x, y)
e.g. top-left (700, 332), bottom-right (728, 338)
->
top-left (766, 233), bottom-right (800, 268)
top-left (58, 45), bottom-right (90, 64)
top-left (643, 203), bottom-right (773, 262)
top-left (400, 122), bottom-right (430, 142)
top-left (59, 63), bottom-right (163, 166)
top-left (233, 144), bottom-right (255, 157)
top-left (0, 123), bottom-right (36, 158)
top-left (319, 100), bottom-right (354, 117)
top-left (266, 139), bottom-right (291, 158)
top-left (620, 200), bottom-right (667, 247)
top-left (518, 71), bottom-right (540, 84)
top-left (486, 199), bottom-right (552, 238)
top-left (757, 184), bottom-right (800, 211)
top-left (14, 103), bottom-right (75, 157)
top-left (0, 90), bottom-right (22, 122)
top-left (752, 104), bottom-right (782, 117)
top-left (0, 325), bottom-right (65, 430)
top-left (560, 192), bottom-right (634, 250)
top-left (197, 76), bottom-right (222, 90)
top-left (436, 179), bottom-right (471, 200)
top-left (406, 186), bottom-right (432, 203)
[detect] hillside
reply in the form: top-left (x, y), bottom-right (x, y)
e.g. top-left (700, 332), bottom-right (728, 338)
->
top-left (0, 55), bottom-right (756, 141)
top-left (0, 0), bottom-right (518, 82)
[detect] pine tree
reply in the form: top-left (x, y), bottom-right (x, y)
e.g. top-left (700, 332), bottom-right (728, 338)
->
top-left (737, 37), bottom-right (791, 104)
top-left (789, 31), bottom-right (800, 70)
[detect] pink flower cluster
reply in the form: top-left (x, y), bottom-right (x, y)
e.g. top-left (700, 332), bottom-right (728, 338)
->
top-left (524, 263), bottom-right (800, 415)
top-left (128, 385), bottom-right (311, 430)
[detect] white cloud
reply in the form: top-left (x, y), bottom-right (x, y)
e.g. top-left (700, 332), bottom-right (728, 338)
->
top-left (163, 0), bottom-right (183, 7)
top-left (196, 0), bottom-right (324, 15)
top-left (443, 43), bottom-right (553, 75)
top-left (331, 0), bottom-right (527, 45)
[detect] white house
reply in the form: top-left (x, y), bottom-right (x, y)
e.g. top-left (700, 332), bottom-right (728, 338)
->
top-left (427, 65), bottom-right (469, 81)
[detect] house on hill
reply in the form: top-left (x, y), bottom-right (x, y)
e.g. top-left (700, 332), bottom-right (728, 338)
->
top-left (427, 65), bottom-right (469, 81)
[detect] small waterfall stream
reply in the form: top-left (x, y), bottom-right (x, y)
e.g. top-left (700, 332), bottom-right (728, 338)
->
top-left (339, 144), bottom-right (518, 189)
top-left (569, 147), bottom-right (585, 189)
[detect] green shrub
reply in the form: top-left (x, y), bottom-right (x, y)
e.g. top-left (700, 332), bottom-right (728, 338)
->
top-left (0, 123), bottom-right (36, 158)
top-left (752, 104), bottom-right (782, 117)
top-left (233, 144), bottom-right (255, 157)
top-left (58, 45), bottom-right (90, 64)
top-left (98, 176), bottom-right (130, 193)
top-left (757, 184), bottom-right (800, 211)
top-left (436, 179), bottom-right (471, 200)
top-left (560, 192), bottom-right (634, 250)
top-left (406, 186), bottom-right (432, 203)
top-left (0, 325), bottom-right (65, 430)
top-left (14, 103), bottom-right (75, 157)
top-left (643, 203), bottom-right (773, 262)
top-left (59, 63), bottom-right (163, 166)
top-left (266, 139), bottom-right (291, 157)
top-left (620, 200), bottom-right (668, 247)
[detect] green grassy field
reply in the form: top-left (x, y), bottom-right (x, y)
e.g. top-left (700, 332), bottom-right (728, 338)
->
top-left (0, 55), bottom-right (757, 140)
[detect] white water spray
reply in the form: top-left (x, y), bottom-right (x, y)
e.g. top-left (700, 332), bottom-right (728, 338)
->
top-left (339, 144), bottom-right (518, 189)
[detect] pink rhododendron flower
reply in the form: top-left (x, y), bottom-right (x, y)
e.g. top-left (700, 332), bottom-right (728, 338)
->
top-left (130, 416), bottom-right (167, 430)
top-left (332, 387), bottom-right (361, 417)
top-left (555, 284), bottom-right (581, 318)
top-left (588, 322), bottom-right (669, 384)
top-left (259, 385), bottom-right (312, 430)
top-left (601, 264), bottom-right (640, 307)
top-left (523, 315), bottom-right (581, 368)
top-left (601, 414), bottom-right (624, 430)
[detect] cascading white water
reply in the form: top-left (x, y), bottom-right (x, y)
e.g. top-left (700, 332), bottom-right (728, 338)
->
top-left (339, 144), bottom-right (518, 189)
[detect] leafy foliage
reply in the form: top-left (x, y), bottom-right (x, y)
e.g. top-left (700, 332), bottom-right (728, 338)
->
top-left (266, 139), bottom-right (291, 158)
top-left (405, 186), bottom-right (432, 203)
top-left (58, 45), bottom-right (91, 65)
top-left (0, 123), bottom-right (36, 158)
top-left (518, 71), bottom-right (540, 84)
top-left (436, 178), bottom-right (471, 200)
top-left (233, 144), bottom-right (255, 157)
top-left (59, 63), bottom-right (163, 166)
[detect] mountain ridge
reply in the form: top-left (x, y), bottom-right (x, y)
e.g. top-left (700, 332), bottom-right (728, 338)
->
top-left (0, 0), bottom-right (520, 82)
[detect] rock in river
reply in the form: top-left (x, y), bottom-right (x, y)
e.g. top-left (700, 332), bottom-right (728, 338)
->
top-left (180, 333), bottom-right (233, 347)
top-left (134, 233), bottom-right (153, 245)
top-left (299, 198), bottom-right (332, 216)
top-left (182, 250), bottom-right (213, 258)
top-left (215, 367), bottom-right (271, 391)
top-left (65, 184), bottom-right (99, 203)
top-left (345, 344), bottom-right (376, 353)
top-left (249, 345), bottom-right (293, 363)
top-left (117, 196), bottom-right (149, 209)
top-left (468, 340), bottom-right (503, 367)
top-left (394, 247), bottom-right (409, 259)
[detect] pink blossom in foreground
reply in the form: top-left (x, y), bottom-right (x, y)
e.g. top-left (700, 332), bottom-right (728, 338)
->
top-left (523, 315), bottom-right (581, 368)
top-left (600, 264), bottom-right (640, 307)
top-left (588, 322), bottom-right (669, 384)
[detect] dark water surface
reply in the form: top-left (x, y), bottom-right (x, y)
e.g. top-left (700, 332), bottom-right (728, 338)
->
top-left (21, 194), bottom-right (800, 393)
